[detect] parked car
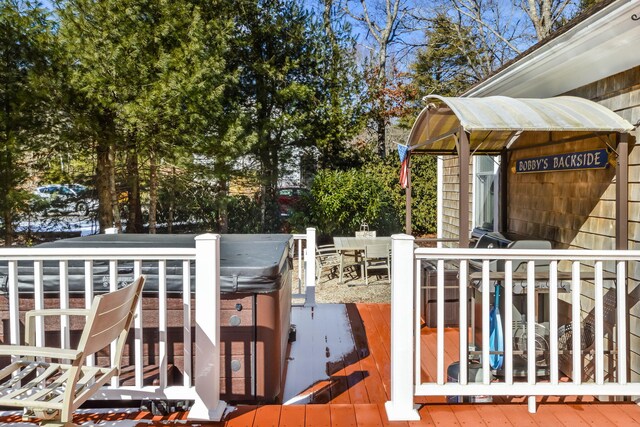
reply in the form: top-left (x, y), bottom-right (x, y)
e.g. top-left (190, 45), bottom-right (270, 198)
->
top-left (277, 187), bottom-right (310, 218)
top-left (32, 184), bottom-right (97, 216)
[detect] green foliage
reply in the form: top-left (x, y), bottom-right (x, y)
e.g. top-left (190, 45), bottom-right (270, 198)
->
top-left (55, 0), bottom-right (234, 230)
top-left (307, 166), bottom-right (399, 237)
top-left (225, 0), bottom-right (365, 231)
top-left (408, 155), bottom-right (437, 234)
top-left (410, 14), bottom-right (479, 99)
top-left (227, 196), bottom-right (262, 234)
top-left (305, 153), bottom-right (437, 238)
top-left (0, 0), bottom-right (58, 243)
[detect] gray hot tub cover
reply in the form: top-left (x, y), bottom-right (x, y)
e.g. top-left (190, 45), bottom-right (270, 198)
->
top-left (0, 234), bottom-right (293, 294)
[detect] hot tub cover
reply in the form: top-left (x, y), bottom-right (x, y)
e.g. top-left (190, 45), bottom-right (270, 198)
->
top-left (0, 234), bottom-right (293, 294)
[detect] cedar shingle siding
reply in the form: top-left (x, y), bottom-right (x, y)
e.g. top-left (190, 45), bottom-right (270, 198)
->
top-left (441, 65), bottom-right (640, 381)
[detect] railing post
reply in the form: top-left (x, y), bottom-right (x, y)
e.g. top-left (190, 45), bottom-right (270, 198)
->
top-left (385, 234), bottom-right (420, 421)
top-left (189, 234), bottom-right (226, 421)
top-left (304, 227), bottom-right (316, 307)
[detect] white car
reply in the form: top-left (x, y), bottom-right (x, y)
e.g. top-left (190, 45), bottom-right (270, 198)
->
top-left (32, 184), bottom-right (96, 216)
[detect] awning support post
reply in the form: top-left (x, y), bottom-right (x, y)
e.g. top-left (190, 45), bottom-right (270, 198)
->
top-left (616, 133), bottom-right (628, 250)
top-left (405, 156), bottom-right (412, 235)
top-left (458, 129), bottom-right (470, 248)
top-left (499, 150), bottom-right (508, 233)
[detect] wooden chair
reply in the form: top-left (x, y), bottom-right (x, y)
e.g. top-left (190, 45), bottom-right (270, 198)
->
top-left (362, 244), bottom-right (390, 285)
top-left (0, 275), bottom-right (146, 427)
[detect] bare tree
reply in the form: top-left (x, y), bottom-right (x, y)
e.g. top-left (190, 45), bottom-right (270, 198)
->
top-left (520, 0), bottom-right (575, 40)
top-left (442, 0), bottom-right (530, 79)
top-left (344, 0), bottom-right (414, 158)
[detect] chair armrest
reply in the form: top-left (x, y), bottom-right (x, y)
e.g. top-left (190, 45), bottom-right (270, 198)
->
top-left (25, 309), bottom-right (90, 347)
top-left (0, 344), bottom-right (82, 360)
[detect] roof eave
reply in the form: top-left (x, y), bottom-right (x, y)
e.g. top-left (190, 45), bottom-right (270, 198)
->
top-left (464, 0), bottom-right (640, 98)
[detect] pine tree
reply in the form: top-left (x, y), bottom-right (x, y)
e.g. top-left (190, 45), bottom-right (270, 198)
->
top-left (57, 0), bottom-right (231, 232)
top-left (0, 0), bottom-right (57, 245)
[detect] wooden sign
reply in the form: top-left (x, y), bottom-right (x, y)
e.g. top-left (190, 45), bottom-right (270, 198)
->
top-left (515, 149), bottom-right (609, 173)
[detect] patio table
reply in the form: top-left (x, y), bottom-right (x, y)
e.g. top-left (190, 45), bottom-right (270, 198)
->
top-left (333, 236), bottom-right (391, 283)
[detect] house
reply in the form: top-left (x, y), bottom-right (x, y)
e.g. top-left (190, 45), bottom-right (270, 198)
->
top-left (2, 2), bottom-right (640, 426)
top-left (385, 0), bottom-right (640, 421)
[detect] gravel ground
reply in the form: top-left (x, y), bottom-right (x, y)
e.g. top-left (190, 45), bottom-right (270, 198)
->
top-left (292, 259), bottom-right (391, 304)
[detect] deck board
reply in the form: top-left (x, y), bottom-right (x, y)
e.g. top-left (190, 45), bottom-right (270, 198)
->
top-left (330, 404), bottom-right (357, 427)
top-left (225, 405), bottom-right (258, 427)
top-left (3, 304), bottom-right (640, 427)
top-left (353, 403), bottom-right (384, 427)
top-left (542, 404), bottom-right (591, 426)
top-left (451, 404), bottom-right (489, 426)
top-left (617, 401), bottom-right (640, 423)
top-left (352, 306), bottom-right (387, 403)
top-left (592, 403), bottom-right (640, 425)
top-left (329, 359), bottom-right (352, 404)
top-left (567, 403), bottom-right (616, 426)
top-left (305, 405), bottom-right (332, 427)
top-left (354, 304), bottom-right (392, 400)
top-left (279, 405), bottom-right (305, 427)
top-left (254, 405), bottom-right (282, 427)
top-left (472, 404), bottom-right (514, 426)
top-left (423, 404), bottom-right (462, 426)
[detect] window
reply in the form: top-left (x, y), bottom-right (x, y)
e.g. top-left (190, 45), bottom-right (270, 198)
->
top-left (474, 156), bottom-right (498, 231)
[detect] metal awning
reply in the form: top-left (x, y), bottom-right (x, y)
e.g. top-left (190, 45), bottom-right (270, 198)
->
top-left (402, 95), bottom-right (634, 248)
top-left (408, 95), bottom-right (635, 154)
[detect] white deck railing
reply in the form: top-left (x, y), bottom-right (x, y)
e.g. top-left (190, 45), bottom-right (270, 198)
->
top-left (0, 235), bottom-right (209, 420)
top-left (292, 228), bottom-right (316, 306)
top-left (386, 234), bottom-right (640, 421)
top-left (0, 230), bottom-right (315, 420)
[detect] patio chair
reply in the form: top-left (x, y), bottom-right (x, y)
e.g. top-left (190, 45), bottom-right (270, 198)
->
top-left (362, 244), bottom-right (390, 285)
top-left (316, 244), bottom-right (342, 282)
top-left (0, 275), bottom-right (145, 427)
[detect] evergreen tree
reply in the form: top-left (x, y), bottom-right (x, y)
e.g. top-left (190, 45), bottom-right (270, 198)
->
top-left (411, 14), bottom-right (480, 99)
top-left (0, 0), bottom-right (58, 245)
top-left (226, 0), bottom-right (362, 232)
top-left (57, 0), bottom-right (231, 232)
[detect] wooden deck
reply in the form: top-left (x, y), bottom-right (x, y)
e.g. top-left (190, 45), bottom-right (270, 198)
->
top-left (3, 303), bottom-right (640, 426)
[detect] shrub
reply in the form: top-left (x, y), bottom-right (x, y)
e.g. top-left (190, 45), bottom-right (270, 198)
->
top-left (298, 155), bottom-right (436, 238)
top-left (227, 195), bottom-right (262, 233)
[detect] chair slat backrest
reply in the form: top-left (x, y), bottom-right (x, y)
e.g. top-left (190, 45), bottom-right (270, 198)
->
top-left (78, 276), bottom-right (145, 359)
top-left (365, 244), bottom-right (389, 259)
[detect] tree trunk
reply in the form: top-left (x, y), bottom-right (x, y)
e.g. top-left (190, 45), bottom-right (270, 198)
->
top-left (126, 149), bottom-right (143, 233)
top-left (148, 150), bottom-right (158, 234)
top-left (259, 144), bottom-right (280, 233)
top-left (96, 139), bottom-right (114, 232)
top-left (376, 43), bottom-right (387, 159)
top-left (2, 210), bottom-right (11, 247)
top-left (377, 114), bottom-right (386, 158)
top-left (167, 166), bottom-right (175, 234)
top-left (110, 151), bottom-right (121, 232)
top-left (1, 149), bottom-right (13, 246)
top-left (217, 179), bottom-right (228, 233)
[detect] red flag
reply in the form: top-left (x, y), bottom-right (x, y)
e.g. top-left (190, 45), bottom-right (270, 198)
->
top-left (399, 158), bottom-right (409, 188)
top-left (398, 144), bottom-right (410, 188)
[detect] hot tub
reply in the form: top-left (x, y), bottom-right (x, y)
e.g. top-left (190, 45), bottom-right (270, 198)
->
top-left (0, 233), bottom-right (293, 403)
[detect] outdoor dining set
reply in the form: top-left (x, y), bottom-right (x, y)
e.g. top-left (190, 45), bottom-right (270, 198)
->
top-left (316, 227), bottom-right (391, 285)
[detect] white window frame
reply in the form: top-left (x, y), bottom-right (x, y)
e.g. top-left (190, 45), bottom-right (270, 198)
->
top-left (472, 156), bottom-right (500, 232)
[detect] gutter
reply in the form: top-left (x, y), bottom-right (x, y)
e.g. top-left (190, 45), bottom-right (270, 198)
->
top-left (464, 0), bottom-right (639, 97)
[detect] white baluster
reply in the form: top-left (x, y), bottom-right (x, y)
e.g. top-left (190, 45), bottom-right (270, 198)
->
top-left (183, 259), bottom-right (192, 387)
top-left (189, 234), bottom-right (226, 421)
top-left (385, 234), bottom-right (419, 421)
